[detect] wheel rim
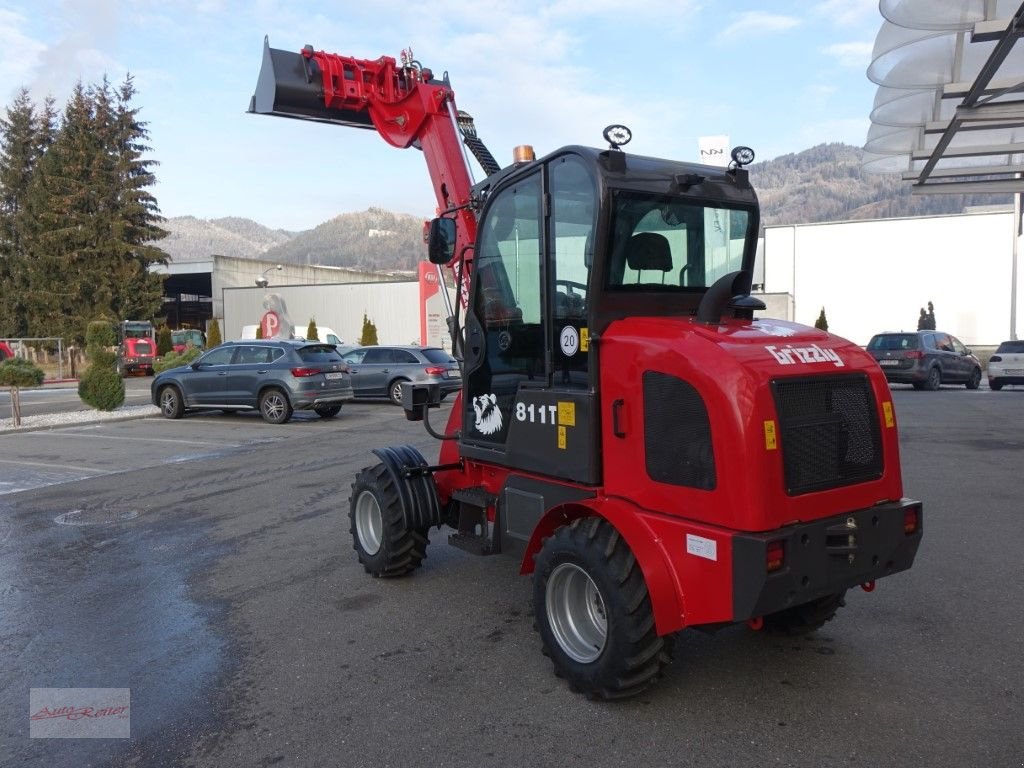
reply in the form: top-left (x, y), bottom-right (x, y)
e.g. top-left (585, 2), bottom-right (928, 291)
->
top-left (546, 562), bottom-right (607, 663)
top-left (354, 490), bottom-right (383, 556)
top-left (390, 382), bottom-right (403, 404)
top-left (263, 393), bottom-right (286, 421)
top-left (160, 389), bottom-right (177, 416)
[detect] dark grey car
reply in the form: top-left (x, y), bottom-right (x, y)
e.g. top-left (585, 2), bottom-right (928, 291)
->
top-left (151, 340), bottom-right (354, 423)
top-left (866, 331), bottom-right (982, 390)
top-left (341, 346), bottom-right (461, 404)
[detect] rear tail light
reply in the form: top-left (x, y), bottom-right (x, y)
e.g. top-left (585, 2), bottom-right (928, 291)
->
top-left (905, 350), bottom-right (924, 359)
top-left (766, 540), bottom-right (785, 572)
top-left (290, 367), bottom-right (319, 377)
top-left (989, 355), bottom-right (1002, 362)
top-left (424, 366), bottom-right (447, 375)
top-left (903, 506), bottom-right (921, 535)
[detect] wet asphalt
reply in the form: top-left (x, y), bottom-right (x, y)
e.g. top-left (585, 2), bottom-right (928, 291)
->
top-left (0, 387), bottom-right (1022, 767)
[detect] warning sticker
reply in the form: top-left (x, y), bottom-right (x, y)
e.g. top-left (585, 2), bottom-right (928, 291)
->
top-left (686, 534), bottom-right (717, 561)
top-left (557, 401), bottom-right (576, 426)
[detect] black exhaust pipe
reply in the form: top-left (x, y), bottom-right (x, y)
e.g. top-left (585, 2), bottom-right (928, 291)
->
top-left (248, 37), bottom-right (374, 130)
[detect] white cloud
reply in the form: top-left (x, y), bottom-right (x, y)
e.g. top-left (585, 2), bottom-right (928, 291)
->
top-left (822, 41), bottom-right (874, 69)
top-left (813, 0), bottom-right (880, 27)
top-left (0, 9), bottom-right (47, 100)
top-left (717, 11), bottom-right (801, 42)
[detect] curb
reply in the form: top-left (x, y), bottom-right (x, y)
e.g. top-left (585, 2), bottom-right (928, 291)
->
top-left (0, 408), bottom-right (159, 436)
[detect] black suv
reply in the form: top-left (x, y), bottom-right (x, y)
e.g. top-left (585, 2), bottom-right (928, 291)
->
top-left (866, 331), bottom-right (982, 390)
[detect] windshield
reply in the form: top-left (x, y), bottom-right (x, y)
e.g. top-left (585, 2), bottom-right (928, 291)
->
top-left (995, 340), bottom-right (1024, 354)
top-left (605, 192), bottom-right (751, 290)
top-left (123, 323), bottom-right (152, 339)
top-left (868, 334), bottom-right (920, 351)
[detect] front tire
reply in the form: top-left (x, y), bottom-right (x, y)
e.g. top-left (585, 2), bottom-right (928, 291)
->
top-left (966, 368), bottom-right (981, 389)
top-left (315, 404), bottom-right (342, 418)
top-left (533, 517), bottom-right (673, 700)
top-left (349, 463), bottom-right (428, 577)
top-left (990, 380), bottom-right (1004, 391)
top-left (763, 591), bottom-right (846, 635)
top-left (158, 385), bottom-right (184, 419)
top-left (259, 388), bottom-right (293, 424)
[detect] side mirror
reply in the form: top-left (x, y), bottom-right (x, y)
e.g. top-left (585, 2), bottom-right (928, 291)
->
top-left (190, 361), bottom-right (203, 370)
top-left (427, 218), bottom-right (457, 264)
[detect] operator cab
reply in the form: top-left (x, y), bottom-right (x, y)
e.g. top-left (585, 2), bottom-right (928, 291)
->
top-left (429, 130), bottom-right (761, 484)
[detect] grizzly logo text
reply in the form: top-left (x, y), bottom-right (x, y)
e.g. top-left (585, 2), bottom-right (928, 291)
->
top-left (765, 344), bottom-right (844, 367)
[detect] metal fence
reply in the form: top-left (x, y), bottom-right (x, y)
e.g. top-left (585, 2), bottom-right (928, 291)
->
top-left (1, 337), bottom-right (70, 381)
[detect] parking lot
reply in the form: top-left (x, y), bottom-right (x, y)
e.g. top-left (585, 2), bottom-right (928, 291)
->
top-left (1, 387), bottom-right (1022, 767)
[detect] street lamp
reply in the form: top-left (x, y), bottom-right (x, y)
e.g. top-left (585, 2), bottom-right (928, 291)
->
top-left (255, 264), bottom-right (282, 288)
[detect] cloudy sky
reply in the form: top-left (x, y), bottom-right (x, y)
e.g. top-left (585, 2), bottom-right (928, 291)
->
top-left (1, 0), bottom-right (882, 230)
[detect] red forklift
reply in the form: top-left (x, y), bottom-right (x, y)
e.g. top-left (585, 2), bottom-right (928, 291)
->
top-left (252, 40), bottom-right (923, 699)
top-left (117, 320), bottom-right (156, 377)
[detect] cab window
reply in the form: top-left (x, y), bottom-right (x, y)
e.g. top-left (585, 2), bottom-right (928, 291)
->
top-left (606, 192), bottom-right (750, 290)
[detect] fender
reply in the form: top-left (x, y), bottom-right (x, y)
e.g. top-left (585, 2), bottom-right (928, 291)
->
top-left (520, 496), bottom-right (687, 636)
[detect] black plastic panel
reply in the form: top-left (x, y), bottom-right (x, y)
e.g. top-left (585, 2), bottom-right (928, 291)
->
top-left (643, 371), bottom-right (716, 490)
top-left (772, 374), bottom-right (883, 495)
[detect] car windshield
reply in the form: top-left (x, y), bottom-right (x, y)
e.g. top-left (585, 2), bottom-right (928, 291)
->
top-left (422, 349), bottom-right (456, 364)
top-left (298, 345), bottom-right (343, 362)
top-left (605, 192), bottom-right (752, 290)
top-left (868, 334), bottom-right (920, 351)
top-left (995, 340), bottom-right (1024, 353)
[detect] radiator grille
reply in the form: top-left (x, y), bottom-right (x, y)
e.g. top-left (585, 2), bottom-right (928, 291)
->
top-left (772, 374), bottom-right (883, 495)
top-left (643, 371), bottom-right (715, 490)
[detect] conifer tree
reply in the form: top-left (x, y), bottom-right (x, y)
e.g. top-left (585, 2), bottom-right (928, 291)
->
top-left (359, 313), bottom-right (379, 346)
top-left (0, 89), bottom-right (56, 336)
top-left (206, 318), bottom-right (222, 347)
top-left (814, 307), bottom-right (829, 331)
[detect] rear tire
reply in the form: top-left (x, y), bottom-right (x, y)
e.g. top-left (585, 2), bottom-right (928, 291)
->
top-left (533, 517), bottom-right (674, 700)
top-left (990, 380), bottom-right (1003, 391)
top-left (349, 463), bottom-right (429, 577)
top-left (388, 378), bottom-right (408, 406)
top-left (158, 385), bottom-right (184, 419)
top-left (965, 368), bottom-right (981, 389)
top-left (259, 388), bottom-right (293, 424)
top-left (315, 404), bottom-right (342, 418)
top-left (924, 366), bottom-right (941, 391)
top-left (763, 591), bottom-right (846, 636)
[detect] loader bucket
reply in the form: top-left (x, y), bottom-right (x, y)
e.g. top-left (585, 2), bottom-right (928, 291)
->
top-left (249, 37), bottom-right (374, 130)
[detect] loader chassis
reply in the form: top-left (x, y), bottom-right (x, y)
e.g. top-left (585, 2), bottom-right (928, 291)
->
top-left (252, 40), bottom-right (923, 700)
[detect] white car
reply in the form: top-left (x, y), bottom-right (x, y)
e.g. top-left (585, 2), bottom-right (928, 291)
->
top-left (987, 340), bottom-right (1024, 390)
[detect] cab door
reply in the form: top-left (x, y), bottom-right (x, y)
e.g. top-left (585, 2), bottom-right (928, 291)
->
top-left (460, 156), bottom-right (600, 483)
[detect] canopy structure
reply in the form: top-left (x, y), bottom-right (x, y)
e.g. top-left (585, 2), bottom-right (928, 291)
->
top-left (864, 1), bottom-right (1024, 340)
top-left (864, 1), bottom-right (1024, 194)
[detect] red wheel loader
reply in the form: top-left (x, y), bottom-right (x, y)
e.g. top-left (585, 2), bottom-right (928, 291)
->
top-left (251, 39), bottom-right (922, 700)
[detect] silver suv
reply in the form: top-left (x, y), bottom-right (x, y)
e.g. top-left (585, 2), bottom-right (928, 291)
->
top-left (341, 346), bottom-right (461, 404)
top-left (151, 340), bottom-right (354, 423)
top-left (866, 331), bottom-right (982, 391)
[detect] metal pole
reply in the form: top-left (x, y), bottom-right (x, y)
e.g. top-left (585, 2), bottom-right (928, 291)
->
top-left (1013, 188), bottom-right (1020, 341)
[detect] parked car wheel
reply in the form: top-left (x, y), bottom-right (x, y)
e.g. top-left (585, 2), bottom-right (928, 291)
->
top-left (158, 385), bottom-right (185, 419)
top-left (924, 366), bottom-right (941, 391)
top-left (259, 388), bottom-right (293, 424)
top-left (966, 367), bottom-right (981, 390)
top-left (991, 380), bottom-right (1004, 391)
top-left (533, 517), bottom-right (673, 700)
top-left (388, 378), bottom-right (408, 406)
top-left (314, 404), bottom-right (342, 418)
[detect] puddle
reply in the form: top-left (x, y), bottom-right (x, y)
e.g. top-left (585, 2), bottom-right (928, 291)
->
top-left (54, 508), bottom-right (140, 526)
